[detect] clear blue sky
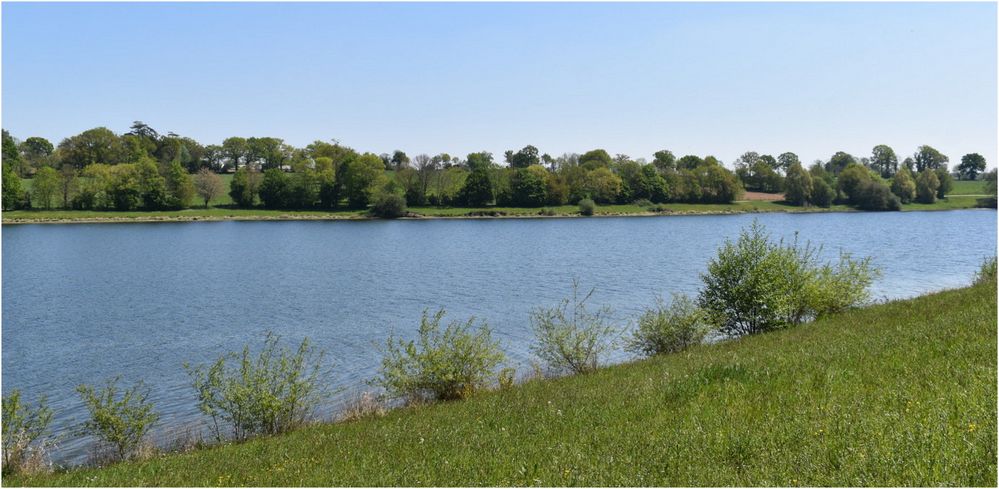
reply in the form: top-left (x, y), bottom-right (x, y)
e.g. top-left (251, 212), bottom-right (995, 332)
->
top-left (3, 2), bottom-right (996, 168)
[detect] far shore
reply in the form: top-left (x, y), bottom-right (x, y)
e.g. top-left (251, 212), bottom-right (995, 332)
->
top-left (1, 197), bottom-right (991, 225)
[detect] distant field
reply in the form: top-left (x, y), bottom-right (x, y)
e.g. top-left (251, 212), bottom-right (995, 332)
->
top-left (950, 179), bottom-right (987, 195)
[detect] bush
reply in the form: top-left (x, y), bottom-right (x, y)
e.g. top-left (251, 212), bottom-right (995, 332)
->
top-left (370, 192), bottom-right (408, 218)
top-left (1, 390), bottom-right (53, 475)
top-left (974, 256), bottom-right (997, 286)
top-left (916, 169), bottom-right (939, 204)
top-left (698, 221), bottom-right (877, 337)
top-left (374, 309), bottom-right (505, 402)
top-left (76, 378), bottom-right (159, 463)
top-left (853, 180), bottom-right (900, 211)
top-left (626, 294), bottom-right (710, 357)
top-left (538, 207), bottom-right (557, 216)
top-left (578, 198), bottom-right (596, 216)
top-left (186, 333), bottom-right (329, 442)
top-left (810, 178), bottom-right (834, 207)
top-left (530, 280), bottom-right (618, 375)
top-left (632, 198), bottom-right (653, 208)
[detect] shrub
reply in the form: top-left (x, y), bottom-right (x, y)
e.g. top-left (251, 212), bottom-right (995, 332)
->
top-left (890, 167), bottom-right (916, 204)
top-left (632, 198), bottom-right (653, 208)
top-left (699, 221), bottom-right (877, 337)
top-left (810, 178), bottom-right (834, 207)
top-left (853, 180), bottom-right (901, 211)
top-left (538, 207), bottom-right (557, 216)
top-left (626, 294), bottom-right (710, 357)
top-left (1, 390), bottom-right (53, 475)
top-left (374, 309), bottom-right (505, 402)
top-left (974, 256), bottom-right (997, 286)
top-left (530, 280), bottom-right (618, 375)
top-left (915, 169), bottom-right (939, 204)
top-left (578, 198), bottom-right (596, 216)
top-left (338, 392), bottom-right (387, 422)
top-left (76, 378), bottom-right (159, 463)
top-left (370, 192), bottom-right (408, 218)
top-left (186, 333), bottom-right (329, 442)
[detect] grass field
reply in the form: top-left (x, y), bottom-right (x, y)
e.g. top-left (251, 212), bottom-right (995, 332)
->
top-left (949, 179), bottom-right (988, 195)
top-left (8, 280), bottom-right (995, 486)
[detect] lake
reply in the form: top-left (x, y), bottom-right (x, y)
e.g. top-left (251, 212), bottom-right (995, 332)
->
top-left (2, 209), bottom-right (996, 464)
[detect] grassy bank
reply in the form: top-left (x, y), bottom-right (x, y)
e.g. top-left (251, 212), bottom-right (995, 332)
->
top-left (9, 282), bottom-right (995, 486)
top-left (2, 196), bottom-right (987, 224)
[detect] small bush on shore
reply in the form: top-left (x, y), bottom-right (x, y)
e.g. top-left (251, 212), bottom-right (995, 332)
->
top-left (974, 256), bottom-right (997, 285)
top-left (185, 333), bottom-right (329, 442)
top-left (76, 378), bottom-right (159, 463)
top-left (531, 280), bottom-right (618, 375)
top-left (374, 309), bottom-right (505, 402)
top-left (626, 294), bottom-right (709, 357)
top-left (1, 390), bottom-right (54, 475)
top-left (699, 221), bottom-right (877, 337)
top-left (370, 193), bottom-right (408, 218)
top-left (578, 198), bottom-right (596, 216)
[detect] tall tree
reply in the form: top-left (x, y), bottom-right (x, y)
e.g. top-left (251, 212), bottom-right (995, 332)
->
top-left (783, 163), bottom-right (812, 206)
top-left (32, 166), bottom-right (61, 209)
top-left (777, 152), bottom-right (800, 174)
top-left (957, 153), bottom-right (987, 180)
top-left (222, 137), bottom-right (248, 171)
top-left (58, 127), bottom-right (125, 168)
top-left (825, 151), bottom-right (856, 175)
top-left (913, 145), bottom-right (948, 172)
top-left (194, 168), bottom-right (223, 208)
top-left (390, 150), bottom-right (410, 170)
top-left (506, 145), bottom-right (540, 169)
top-left (579, 149), bottom-right (612, 170)
top-left (652, 150), bottom-right (676, 172)
top-left (870, 145), bottom-right (898, 178)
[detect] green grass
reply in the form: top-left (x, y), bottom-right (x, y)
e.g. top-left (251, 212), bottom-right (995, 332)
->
top-left (949, 179), bottom-right (988, 195)
top-left (9, 282), bottom-right (995, 486)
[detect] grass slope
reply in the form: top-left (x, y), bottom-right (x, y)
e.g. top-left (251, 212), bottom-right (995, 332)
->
top-left (9, 283), bottom-right (996, 486)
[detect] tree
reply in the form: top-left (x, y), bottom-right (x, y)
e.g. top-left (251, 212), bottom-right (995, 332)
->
top-left (825, 151), bottom-right (856, 175)
top-left (507, 145), bottom-right (540, 169)
top-left (258, 168), bottom-right (291, 209)
top-left (193, 168), bottom-right (223, 207)
top-left (777, 152), bottom-right (800, 174)
top-left (934, 167), bottom-right (953, 200)
top-left (870, 145), bottom-right (898, 178)
top-left (31, 166), bottom-right (61, 209)
top-left (458, 166), bottom-right (493, 206)
top-left (229, 167), bottom-right (260, 207)
top-left (652, 150), bottom-right (676, 172)
top-left (20, 137), bottom-right (55, 174)
top-left (136, 158), bottom-right (168, 210)
top-left (2, 162), bottom-right (25, 210)
top-left (810, 178), bottom-right (834, 207)
top-left (579, 149), bottom-right (612, 170)
top-left (913, 145), bottom-right (948, 172)
top-left (59, 164), bottom-right (78, 208)
top-left (837, 164), bottom-right (873, 203)
top-left (390, 150), bottom-right (410, 170)
top-left (222, 137), bottom-right (248, 171)
top-left (890, 167), bottom-right (916, 204)
top-left (165, 161), bottom-right (194, 209)
top-left (127, 121), bottom-right (159, 141)
top-left (343, 153), bottom-right (387, 208)
top-left (58, 127), bottom-right (125, 169)
top-left (584, 167), bottom-right (623, 203)
top-left (2, 130), bottom-right (22, 176)
top-left (957, 153), bottom-right (987, 180)
top-left (915, 169), bottom-right (940, 204)
top-left (509, 165), bottom-right (548, 206)
top-left (783, 162), bottom-right (812, 206)
top-left (466, 152), bottom-right (493, 171)
top-left (676, 154), bottom-right (704, 170)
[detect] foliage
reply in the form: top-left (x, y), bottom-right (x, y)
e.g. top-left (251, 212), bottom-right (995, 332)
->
top-left (913, 145), bottom-right (948, 172)
top-left (259, 168), bottom-right (291, 209)
top-left (229, 167), bottom-right (260, 207)
top-left (508, 165), bottom-right (549, 206)
top-left (344, 153), bottom-right (388, 208)
top-left (870, 144), bottom-right (898, 178)
top-left (783, 162), bottom-right (812, 206)
top-left (978, 169), bottom-right (998, 208)
top-left (370, 192), bottom-right (408, 218)
top-left (530, 281), bottom-right (618, 375)
top-left (185, 333), bottom-right (328, 442)
top-left (2, 390), bottom-right (54, 475)
top-left (3, 162), bottom-right (27, 209)
top-left (699, 221), bottom-right (877, 337)
top-left (578, 198), bottom-right (595, 216)
top-left (165, 161), bottom-right (195, 209)
top-left (853, 180), bottom-right (900, 211)
top-left (934, 167), bottom-right (953, 200)
top-left (809, 178), bottom-right (834, 207)
top-left (374, 309), bottom-right (505, 402)
top-left (626, 294), bottom-right (709, 357)
top-left (957, 153), bottom-right (987, 180)
top-left (76, 378), bottom-right (159, 462)
top-left (974, 256), bottom-right (996, 286)
top-left (458, 167), bottom-right (494, 206)
top-left (890, 167), bottom-right (916, 203)
top-left (915, 169), bottom-right (940, 204)
top-left (31, 166), bottom-right (61, 209)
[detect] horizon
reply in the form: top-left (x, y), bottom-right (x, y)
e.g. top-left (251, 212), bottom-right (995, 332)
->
top-left (2, 2), bottom-right (997, 169)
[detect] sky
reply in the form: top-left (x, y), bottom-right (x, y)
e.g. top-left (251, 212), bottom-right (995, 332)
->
top-left (2, 2), bottom-right (997, 168)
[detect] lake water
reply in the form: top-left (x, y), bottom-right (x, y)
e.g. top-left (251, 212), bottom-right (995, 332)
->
top-left (2, 210), bottom-right (996, 464)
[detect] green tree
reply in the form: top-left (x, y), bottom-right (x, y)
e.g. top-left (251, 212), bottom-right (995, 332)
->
top-left (222, 137), bottom-right (248, 171)
top-left (676, 154), bottom-right (705, 170)
top-left (915, 169), bottom-right (940, 204)
top-left (584, 167), bottom-right (623, 203)
top-left (2, 162), bottom-right (26, 210)
top-left (59, 164), bottom-right (78, 208)
top-left (343, 153), bottom-right (387, 208)
top-left (458, 167), bottom-right (493, 206)
top-left (652, 150), bottom-right (676, 171)
top-left (934, 167), bottom-right (953, 199)
top-left (57, 127), bottom-right (125, 169)
top-left (509, 165), bottom-right (548, 206)
top-left (810, 178), bottom-right (834, 207)
top-left (957, 153), bottom-right (987, 180)
top-left (466, 151), bottom-right (493, 172)
top-left (2, 129), bottom-right (22, 174)
top-left (506, 145), bottom-right (540, 169)
top-left (165, 161), bottom-right (194, 209)
top-left (890, 166), bottom-right (916, 204)
top-left (956, 153), bottom-right (987, 181)
top-left (913, 145), bottom-right (948, 172)
top-left (870, 144), bottom-right (898, 178)
top-left (136, 158), bottom-right (168, 210)
top-left (777, 152), bottom-right (800, 174)
top-left (825, 151), bottom-right (856, 175)
top-left (783, 162), bottom-right (813, 206)
top-left (20, 137), bottom-right (55, 174)
top-left (229, 167), bottom-right (259, 207)
top-left (259, 168), bottom-right (291, 209)
top-left (390, 150), bottom-right (410, 170)
top-left (31, 166), bottom-right (61, 209)
top-left (579, 149), bottom-right (612, 170)
top-left (836, 163), bottom-right (873, 203)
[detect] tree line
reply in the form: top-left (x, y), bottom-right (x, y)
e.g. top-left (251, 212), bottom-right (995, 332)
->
top-left (1, 122), bottom-right (993, 213)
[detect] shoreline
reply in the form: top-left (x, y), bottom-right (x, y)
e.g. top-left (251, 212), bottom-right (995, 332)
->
top-left (2, 204), bottom-right (993, 225)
